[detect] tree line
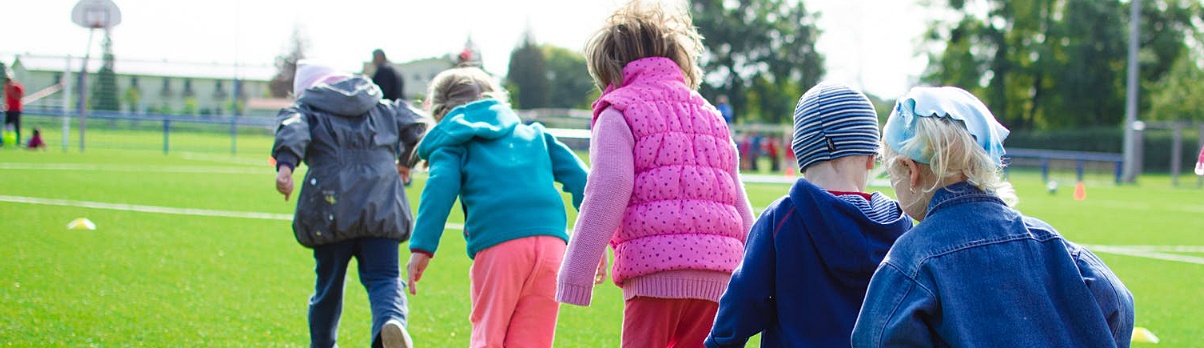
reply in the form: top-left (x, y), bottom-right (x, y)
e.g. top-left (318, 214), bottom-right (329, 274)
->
top-left (505, 0), bottom-right (1203, 132)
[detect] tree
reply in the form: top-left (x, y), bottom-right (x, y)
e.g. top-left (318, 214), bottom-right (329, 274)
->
top-left (691, 0), bottom-right (825, 123)
top-left (921, 0), bottom-right (1202, 131)
top-left (506, 29), bottom-right (549, 109)
top-left (269, 27), bottom-right (308, 98)
top-left (542, 45), bottom-right (595, 109)
top-left (1149, 50), bottom-right (1204, 122)
top-left (91, 30), bottom-right (120, 112)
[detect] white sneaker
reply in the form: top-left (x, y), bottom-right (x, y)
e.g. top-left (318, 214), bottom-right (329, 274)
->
top-left (381, 319), bottom-right (413, 348)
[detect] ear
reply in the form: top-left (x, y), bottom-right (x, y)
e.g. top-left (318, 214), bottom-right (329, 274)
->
top-left (864, 155), bottom-right (876, 170)
top-left (899, 158), bottom-right (921, 188)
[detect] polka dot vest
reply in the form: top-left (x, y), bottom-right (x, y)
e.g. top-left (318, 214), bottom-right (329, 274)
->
top-left (591, 57), bottom-right (746, 283)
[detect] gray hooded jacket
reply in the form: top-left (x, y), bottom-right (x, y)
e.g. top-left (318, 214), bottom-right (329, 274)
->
top-left (272, 76), bottom-right (426, 248)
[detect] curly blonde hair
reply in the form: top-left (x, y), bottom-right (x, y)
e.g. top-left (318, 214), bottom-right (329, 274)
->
top-left (881, 116), bottom-right (1018, 206)
top-left (583, 0), bottom-right (704, 91)
top-left (425, 67), bottom-right (509, 121)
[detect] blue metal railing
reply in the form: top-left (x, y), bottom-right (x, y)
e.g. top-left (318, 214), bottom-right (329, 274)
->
top-left (22, 107), bottom-right (275, 155)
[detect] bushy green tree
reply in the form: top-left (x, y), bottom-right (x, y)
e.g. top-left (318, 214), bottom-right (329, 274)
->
top-left (1149, 50), bottom-right (1204, 122)
top-left (691, 0), bottom-right (825, 123)
top-left (90, 31), bottom-right (120, 112)
top-left (922, 0), bottom-right (1202, 130)
top-left (542, 46), bottom-right (595, 109)
top-left (506, 29), bottom-right (549, 109)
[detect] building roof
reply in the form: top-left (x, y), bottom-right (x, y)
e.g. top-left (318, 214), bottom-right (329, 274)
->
top-left (11, 54), bottom-right (276, 81)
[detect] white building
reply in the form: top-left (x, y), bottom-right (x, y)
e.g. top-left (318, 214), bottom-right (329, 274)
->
top-left (9, 54), bottom-right (274, 116)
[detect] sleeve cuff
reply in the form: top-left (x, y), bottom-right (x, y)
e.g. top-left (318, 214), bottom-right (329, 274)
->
top-left (410, 249), bottom-right (434, 258)
top-left (555, 282), bottom-right (595, 306)
top-left (274, 151), bottom-right (300, 172)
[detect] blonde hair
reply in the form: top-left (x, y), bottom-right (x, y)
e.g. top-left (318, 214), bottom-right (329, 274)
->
top-left (881, 117), bottom-right (1018, 206)
top-left (425, 67), bottom-right (509, 121)
top-left (583, 0), bottom-right (704, 91)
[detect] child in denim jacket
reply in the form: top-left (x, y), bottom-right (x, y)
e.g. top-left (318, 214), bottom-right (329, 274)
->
top-left (853, 86), bottom-right (1134, 347)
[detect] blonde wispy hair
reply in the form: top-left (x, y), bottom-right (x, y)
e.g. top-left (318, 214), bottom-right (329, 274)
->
top-left (425, 67), bottom-right (509, 121)
top-left (583, 0), bottom-right (704, 91)
top-left (881, 116), bottom-right (1019, 206)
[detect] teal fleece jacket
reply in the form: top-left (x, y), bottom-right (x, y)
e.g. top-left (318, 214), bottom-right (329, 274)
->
top-left (411, 99), bottom-right (588, 259)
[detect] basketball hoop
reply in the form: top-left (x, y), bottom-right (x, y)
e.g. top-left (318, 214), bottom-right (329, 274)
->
top-left (72, 0), bottom-right (121, 30)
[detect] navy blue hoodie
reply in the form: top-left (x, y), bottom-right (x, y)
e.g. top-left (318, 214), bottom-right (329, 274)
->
top-left (706, 179), bottom-right (912, 348)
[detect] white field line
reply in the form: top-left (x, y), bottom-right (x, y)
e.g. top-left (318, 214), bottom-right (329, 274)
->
top-left (7, 194), bottom-right (1198, 266)
top-left (180, 153), bottom-right (270, 166)
top-left (0, 195), bottom-right (469, 230)
top-left (0, 163), bottom-right (267, 174)
top-left (1084, 245), bottom-right (1204, 265)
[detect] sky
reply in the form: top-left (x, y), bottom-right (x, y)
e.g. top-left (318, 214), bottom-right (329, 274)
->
top-left (1, 0), bottom-right (930, 99)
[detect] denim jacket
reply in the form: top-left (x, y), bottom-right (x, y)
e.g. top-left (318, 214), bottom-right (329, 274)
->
top-left (852, 182), bottom-right (1134, 347)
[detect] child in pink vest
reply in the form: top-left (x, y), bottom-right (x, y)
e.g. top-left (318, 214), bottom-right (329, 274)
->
top-left (556, 2), bottom-right (755, 347)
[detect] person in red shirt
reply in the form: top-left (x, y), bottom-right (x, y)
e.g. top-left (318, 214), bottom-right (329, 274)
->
top-left (5, 76), bottom-right (24, 146)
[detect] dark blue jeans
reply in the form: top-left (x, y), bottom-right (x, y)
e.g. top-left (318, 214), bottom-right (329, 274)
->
top-left (309, 237), bottom-right (408, 348)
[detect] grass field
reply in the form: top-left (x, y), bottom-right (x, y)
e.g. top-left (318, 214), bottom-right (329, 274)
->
top-left (0, 129), bottom-right (1201, 347)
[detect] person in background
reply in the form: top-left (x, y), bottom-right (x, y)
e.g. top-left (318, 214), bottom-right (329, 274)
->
top-left (852, 86), bottom-right (1134, 347)
top-left (557, 1), bottom-right (756, 346)
top-left (4, 75), bottom-right (24, 146)
top-left (706, 84), bottom-right (912, 348)
top-left (716, 95), bottom-right (734, 125)
top-left (26, 127), bottom-right (46, 150)
top-left (273, 61), bottom-right (425, 348)
top-left (765, 135), bottom-right (781, 172)
top-left (372, 49), bottom-right (406, 101)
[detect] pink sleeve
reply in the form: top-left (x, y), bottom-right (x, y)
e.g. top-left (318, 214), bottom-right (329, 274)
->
top-left (730, 139), bottom-right (755, 236)
top-left (556, 107), bottom-right (635, 306)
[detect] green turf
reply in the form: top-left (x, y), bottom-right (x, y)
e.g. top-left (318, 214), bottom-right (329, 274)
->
top-left (0, 130), bottom-right (1200, 347)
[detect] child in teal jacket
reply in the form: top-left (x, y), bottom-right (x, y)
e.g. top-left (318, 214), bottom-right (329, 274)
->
top-left (406, 67), bottom-right (587, 347)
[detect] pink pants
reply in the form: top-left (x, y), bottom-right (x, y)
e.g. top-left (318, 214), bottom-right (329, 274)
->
top-left (470, 236), bottom-right (565, 348)
top-left (621, 297), bottom-right (719, 348)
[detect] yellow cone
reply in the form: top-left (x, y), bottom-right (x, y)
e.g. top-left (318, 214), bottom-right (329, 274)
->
top-left (66, 218), bottom-right (96, 230)
top-left (1132, 327), bottom-right (1159, 344)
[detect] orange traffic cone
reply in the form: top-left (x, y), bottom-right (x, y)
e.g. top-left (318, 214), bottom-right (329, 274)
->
top-left (269, 156), bottom-right (278, 167)
top-left (1073, 182), bottom-right (1086, 201)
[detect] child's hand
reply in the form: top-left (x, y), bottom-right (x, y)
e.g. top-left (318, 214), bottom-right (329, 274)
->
top-left (276, 167), bottom-right (294, 201)
top-left (407, 253), bottom-right (431, 295)
top-left (396, 164), bottom-right (412, 184)
top-left (594, 257), bottom-right (607, 285)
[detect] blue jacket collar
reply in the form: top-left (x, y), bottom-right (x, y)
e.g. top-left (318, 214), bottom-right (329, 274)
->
top-left (925, 181), bottom-right (1005, 218)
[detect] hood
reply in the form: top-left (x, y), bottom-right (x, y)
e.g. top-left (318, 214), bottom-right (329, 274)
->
top-left (790, 179), bottom-right (911, 281)
top-left (296, 76), bottom-right (383, 117)
top-left (417, 99), bottom-right (519, 160)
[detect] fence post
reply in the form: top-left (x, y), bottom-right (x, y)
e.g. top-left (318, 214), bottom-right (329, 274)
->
top-left (1041, 159), bottom-right (1049, 183)
top-left (1114, 161), bottom-right (1123, 185)
top-left (1198, 123), bottom-right (1203, 188)
top-left (163, 118), bottom-right (170, 155)
top-left (1171, 123), bottom-right (1182, 187)
top-left (230, 116), bottom-right (237, 155)
top-left (1076, 160), bottom-right (1085, 182)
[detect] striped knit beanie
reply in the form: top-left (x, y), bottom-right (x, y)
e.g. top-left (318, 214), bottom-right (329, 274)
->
top-left (792, 83), bottom-right (881, 172)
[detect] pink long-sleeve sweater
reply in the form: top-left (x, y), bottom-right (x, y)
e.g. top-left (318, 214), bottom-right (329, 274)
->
top-left (556, 107), bottom-right (755, 306)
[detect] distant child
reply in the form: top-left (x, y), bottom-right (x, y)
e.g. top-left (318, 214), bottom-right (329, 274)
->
top-left (272, 61), bottom-right (424, 348)
top-left (705, 84), bottom-right (914, 347)
top-left (406, 67), bottom-right (588, 348)
top-left (26, 127), bottom-right (46, 150)
top-left (556, 2), bottom-right (756, 346)
top-left (852, 86), bottom-right (1134, 347)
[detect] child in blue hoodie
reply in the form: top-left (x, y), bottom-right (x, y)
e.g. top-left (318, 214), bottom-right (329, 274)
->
top-left (706, 84), bottom-right (913, 348)
top-left (406, 67), bottom-right (588, 348)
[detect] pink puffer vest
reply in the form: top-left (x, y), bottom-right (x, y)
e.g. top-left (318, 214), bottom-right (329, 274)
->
top-left (592, 57), bottom-right (746, 284)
